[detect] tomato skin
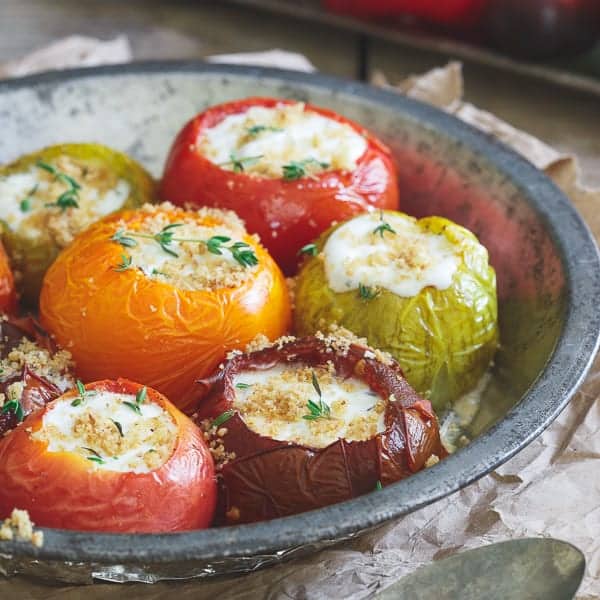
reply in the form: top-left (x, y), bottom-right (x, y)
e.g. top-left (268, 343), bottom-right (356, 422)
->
top-left (0, 241), bottom-right (17, 314)
top-left (39, 206), bottom-right (291, 413)
top-left (160, 97), bottom-right (399, 274)
top-left (0, 379), bottom-right (216, 533)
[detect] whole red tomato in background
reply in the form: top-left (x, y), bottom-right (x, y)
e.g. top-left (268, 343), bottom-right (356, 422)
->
top-left (160, 97), bottom-right (399, 275)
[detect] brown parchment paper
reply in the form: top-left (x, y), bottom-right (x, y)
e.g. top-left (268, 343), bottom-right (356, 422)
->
top-left (1, 39), bottom-right (599, 600)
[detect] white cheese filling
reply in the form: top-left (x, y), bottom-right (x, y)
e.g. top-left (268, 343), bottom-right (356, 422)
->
top-left (199, 103), bottom-right (368, 178)
top-left (0, 165), bottom-right (130, 238)
top-left (232, 364), bottom-right (385, 448)
top-left (34, 390), bottom-right (177, 473)
top-left (118, 215), bottom-right (255, 291)
top-left (323, 212), bottom-right (461, 297)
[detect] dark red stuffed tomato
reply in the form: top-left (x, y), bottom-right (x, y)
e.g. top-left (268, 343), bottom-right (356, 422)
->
top-left (194, 332), bottom-right (445, 525)
top-left (160, 97), bottom-right (399, 274)
top-left (0, 315), bottom-right (74, 437)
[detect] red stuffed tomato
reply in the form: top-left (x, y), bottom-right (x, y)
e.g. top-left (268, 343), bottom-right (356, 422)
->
top-left (160, 97), bottom-right (399, 274)
top-left (194, 332), bottom-right (445, 525)
top-left (0, 378), bottom-right (216, 533)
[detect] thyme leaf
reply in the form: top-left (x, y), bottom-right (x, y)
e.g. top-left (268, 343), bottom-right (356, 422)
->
top-left (135, 386), bottom-right (147, 405)
top-left (212, 410), bottom-right (234, 428)
top-left (219, 154), bottom-right (264, 173)
top-left (111, 229), bottom-right (138, 248)
top-left (246, 125), bottom-right (283, 136)
top-left (37, 161), bottom-right (81, 211)
top-left (298, 243), bottom-right (318, 257)
top-left (375, 480), bottom-right (383, 491)
top-left (111, 419), bottom-right (124, 437)
top-left (1, 398), bottom-right (24, 423)
top-left (282, 158), bottom-right (329, 181)
top-left (235, 382), bottom-right (251, 389)
top-left (358, 283), bottom-right (379, 300)
top-left (123, 401), bottom-right (142, 415)
top-left (113, 254), bottom-right (133, 272)
top-left (373, 222), bottom-right (396, 238)
top-left (302, 372), bottom-right (331, 421)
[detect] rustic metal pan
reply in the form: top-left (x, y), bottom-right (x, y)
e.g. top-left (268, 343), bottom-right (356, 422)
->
top-left (0, 62), bottom-right (598, 584)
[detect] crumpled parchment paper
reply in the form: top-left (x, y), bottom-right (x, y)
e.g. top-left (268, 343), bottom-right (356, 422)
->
top-left (1, 37), bottom-right (599, 600)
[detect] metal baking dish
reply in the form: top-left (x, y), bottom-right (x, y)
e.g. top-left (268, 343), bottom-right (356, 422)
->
top-left (0, 62), bottom-right (598, 584)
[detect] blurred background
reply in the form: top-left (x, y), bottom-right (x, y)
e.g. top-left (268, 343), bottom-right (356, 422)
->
top-left (1, 0), bottom-right (599, 183)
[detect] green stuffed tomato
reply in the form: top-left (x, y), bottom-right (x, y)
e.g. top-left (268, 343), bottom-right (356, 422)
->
top-left (0, 143), bottom-right (157, 305)
top-left (294, 211), bottom-right (498, 412)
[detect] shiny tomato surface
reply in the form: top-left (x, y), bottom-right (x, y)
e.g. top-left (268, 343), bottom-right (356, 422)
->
top-left (39, 205), bottom-right (291, 412)
top-left (159, 97), bottom-right (399, 274)
top-left (0, 241), bottom-right (17, 314)
top-left (0, 379), bottom-right (216, 532)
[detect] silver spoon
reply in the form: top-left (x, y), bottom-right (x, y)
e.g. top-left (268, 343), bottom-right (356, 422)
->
top-left (375, 538), bottom-right (585, 600)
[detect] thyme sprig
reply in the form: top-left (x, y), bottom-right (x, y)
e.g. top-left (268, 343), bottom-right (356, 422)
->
top-left (71, 380), bottom-right (97, 407)
top-left (302, 371), bottom-right (332, 421)
top-left (219, 153), bottom-right (264, 173)
top-left (111, 226), bottom-right (259, 268)
top-left (1, 398), bottom-right (24, 423)
top-left (358, 283), bottom-right (379, 301)
top-left (282, 158), bottom-right (329, 181)
top-left (123, 385), bottom-right (147, 415)
top-left (37, 161), bottom-right (81, 211)
top-left (373, 221), bottom-right (396, 238)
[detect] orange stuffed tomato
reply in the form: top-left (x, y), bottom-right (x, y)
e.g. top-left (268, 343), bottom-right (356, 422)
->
top-left (160, 97), bottom-right (399, 274)
top-left (40, 203), bottom-right (291, 412)
top-left (194, 331), bottom-right (445, 525)
top-left (0, 240), bottom-right (16, 313)
top-left (0, 378), bottom-right (216, 532)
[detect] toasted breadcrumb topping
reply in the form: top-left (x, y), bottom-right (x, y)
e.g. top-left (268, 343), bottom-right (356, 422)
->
top-left (199, 102), bottom-right (367, 179)
top-left (6, 155), bottom-right (131, 248)
top-left (233, 363), bottom-right (386, 448)
top-left (199, 419), bottom-right (237, 470)
top-left (0, 337), bottom-right (74, 400)
top-left (115, 203), bottom-right (258, 291)
top-left (31, 392), bottom-right (177, 473)
top-left (0, 509), bottom-right (43, 548)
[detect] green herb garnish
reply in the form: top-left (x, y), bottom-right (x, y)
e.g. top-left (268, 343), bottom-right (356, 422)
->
top-left (219, 154), bottom-right (264, 173)
top-left (282, 158), bottom-right (329, 181)
top-left (1, 398), bottom-right (24, 423)
top-left (111, 419), bottom-right (124, 437)
top-left (136, 386), bottom-right (147, 405)
top-left (302, 371), bottom-right (331, 421)
top-left (123, 401), bottom-right (142, 415)
top-left (375, 480), bottom-right (383, 491)
top-left (246, 125), bottom-right (283, 136)
top-left (37, 161), bottom-right (81, 211)
top-left (113, 254), bottom-right (132, 272)
top-left (358, 283), bottom-right (379, 300)
top-left (212, 410), bottom-right (234, 428)
top-left (235, 382), bottom-right (251, 390)
top-left (111, 229), bottom-right (138, 248)
top-left (71, 380), bottom-right (96, 407)
top-left (82, 447), bottom-right (105, 464)
top-left (205, 236), bottom-right (258, 268)
top-left (373, 222), bottom-right (396, 238)
top-left (20, 183), bottom-right (38, 212)
top-left (298, 243), bottom-right (318, 257)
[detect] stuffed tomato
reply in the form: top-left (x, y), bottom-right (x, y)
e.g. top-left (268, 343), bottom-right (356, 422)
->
top-left (194, 331), bottom-right (445, 524)
top-left (293, 211), bottom-right (498, 412)
top-left (40, 202), bottom-right (291, 412)
top-left (0, 240), bottom-right (16, 313)
top-left (160, 97), bottom-right (399, 274)
top-left (0, 143), bottom-right (157, 304)
top-left (0, 315), bottom-right (74, 437)
top-left (0, 378), bottom-right (216, 532)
